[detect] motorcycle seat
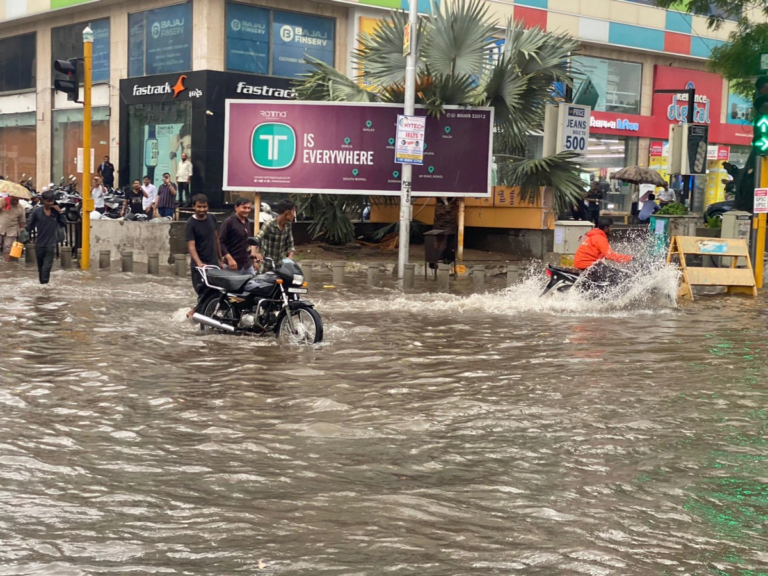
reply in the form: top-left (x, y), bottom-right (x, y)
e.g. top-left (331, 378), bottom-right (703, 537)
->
top-left (549, 265), bottom-right (582, 275)
top-left (205, 269), bottom-right (252, 293)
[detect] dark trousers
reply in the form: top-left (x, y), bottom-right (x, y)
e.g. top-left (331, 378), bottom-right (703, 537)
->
top-left (192, 267), bottom-right (208, 310)
top-left (35, 245), bottom-right (56, 284)
top-left (178, 182), bottom-right (190, 205)
top-left (589, 209), bottom-right (600, 226)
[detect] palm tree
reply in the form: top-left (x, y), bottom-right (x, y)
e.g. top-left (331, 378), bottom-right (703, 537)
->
top-left (294, 0), bottom-right (585, 240)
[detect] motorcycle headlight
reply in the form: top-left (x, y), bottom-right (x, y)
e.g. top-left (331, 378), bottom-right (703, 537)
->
top-left (292, 274), bottom-right (304, 286)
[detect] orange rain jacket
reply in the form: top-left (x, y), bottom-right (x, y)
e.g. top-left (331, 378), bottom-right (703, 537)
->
top-left (574, 228), bottom-right (632, 270)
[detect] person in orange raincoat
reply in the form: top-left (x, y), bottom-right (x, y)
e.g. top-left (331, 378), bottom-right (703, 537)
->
top-left (574, 217), bottom-right (632, 283)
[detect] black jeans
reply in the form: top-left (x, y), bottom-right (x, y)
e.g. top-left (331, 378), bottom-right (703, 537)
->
top-left (35, 245), bottom-right (56, 284)
top-left (178, 182), bottom-right (190, 205)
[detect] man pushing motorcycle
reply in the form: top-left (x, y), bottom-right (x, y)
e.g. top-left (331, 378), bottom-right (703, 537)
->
top-left (574, 217), bottom-right (632, 283)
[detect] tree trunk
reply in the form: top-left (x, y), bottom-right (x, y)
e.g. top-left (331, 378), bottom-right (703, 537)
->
top-left (433, 198), bottom-right (458, 231)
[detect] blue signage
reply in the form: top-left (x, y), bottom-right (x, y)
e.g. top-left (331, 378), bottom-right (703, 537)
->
top-left (129, 3), bottom-right (192, 77)
top-left (92, 19), bottom-right (110, 83)
top-left (271, 10), bottom-right (334, 78)
top-left (226, 3), bottom-right (270, 74)
top-left (727, 90), bottom-right (752, 125)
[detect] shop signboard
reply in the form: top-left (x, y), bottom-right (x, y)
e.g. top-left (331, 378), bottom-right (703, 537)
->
top-left (754, 189), bottom-right (768, 213)
top-left (226, 3), bottom-right (270, 74)
top-left (556, 104), bottom-right (590, 159)
top-left (129, 3), bottom-right (193, 77)
top-left (223, 101), bottom-right (494, 197)
top-left (271, 11), bottom-right (334, 78)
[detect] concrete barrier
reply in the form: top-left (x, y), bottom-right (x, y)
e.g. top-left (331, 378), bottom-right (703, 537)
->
top-left (507, 266), bottom-right (520, 286)
top-left (437, 263), bottom-right (451, 292)
top-left (368, 265), bottom-right (381, 287)
top-left (60, 246), bottom-right (72, 269)
top-left (174, 254), bottom-right (187, 277)
top-left (90, 220), bottom-right (186, 265)
top-left (472, 265), bottom-right (486, 293)
top-left (403, 263), bottom-right (415, 290)
top-left (147, 253), bottom-right (160, 275)
top-left (332, 262), bottom-right (345, 285)
top-left (99, 250), bottom-right (111, 270)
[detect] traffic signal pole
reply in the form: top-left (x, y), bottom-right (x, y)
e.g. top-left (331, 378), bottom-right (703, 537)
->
top-left (755, 157), bottom-right (768, 288)
top-left (81, 26), bottom-right (93, 270)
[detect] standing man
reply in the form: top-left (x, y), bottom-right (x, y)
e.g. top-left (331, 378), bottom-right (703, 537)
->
top-left (219, 197), bottom-right (256, 275)
top-left (24, 190), bottom-right (66, 284)
top-left (0, 195), bottom-right (25, 262)
top-left (121, 180), bottom-right (145, 218)
top-left (97, 155), bottom-right (115, 189)
top-left (586, 181), bottom-right (602, 226)
top-left (141, 175), bottom-right (157, 218)
top-left (91, 176), bottom-right (106, 215)
top-left (155, 173), bottom-right (177, 219)
top-left (657, 184), bottom-right (676, 207)
top-left (254, 199), bottom-right (296, 264)
top-left (176, 153), bottom-right (193, 207)
top-left (186, 194), bottom-right (223, 311)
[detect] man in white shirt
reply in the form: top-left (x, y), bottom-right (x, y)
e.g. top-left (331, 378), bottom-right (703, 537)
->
top-left (141, 175), bottom-right (158, 218)
top-left (657, 184), bottom-right (676, 206)
top-left (176, 153), bottom-right (193, 206)
top-left (91, 176), bottom-right (106, 214)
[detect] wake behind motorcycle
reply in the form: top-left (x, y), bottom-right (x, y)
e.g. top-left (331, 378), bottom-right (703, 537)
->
top-left (192, 237), bottom-right (323, 344)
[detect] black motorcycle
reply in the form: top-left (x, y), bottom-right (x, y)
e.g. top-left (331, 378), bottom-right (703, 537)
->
top-left (192, 238), bottom-right (323, 344)
top-left (541, 264), bottom-right (613, 297)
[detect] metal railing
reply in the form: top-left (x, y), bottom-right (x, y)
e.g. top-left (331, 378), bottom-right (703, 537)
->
top-left (28, 221), bottom-right (81, 257)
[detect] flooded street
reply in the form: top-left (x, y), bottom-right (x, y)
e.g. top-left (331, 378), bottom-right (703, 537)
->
top-left (1, 262), bottom-right (768, 575)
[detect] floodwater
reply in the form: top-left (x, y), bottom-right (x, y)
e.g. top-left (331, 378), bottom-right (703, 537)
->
top-left (1, 255), bottom-right (768, 575)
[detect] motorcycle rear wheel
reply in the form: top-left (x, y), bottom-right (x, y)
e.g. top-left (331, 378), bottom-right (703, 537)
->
top-left (200, 297), bottom-right (237, 333)
top-left (276, 308), bottom-right (323, 345)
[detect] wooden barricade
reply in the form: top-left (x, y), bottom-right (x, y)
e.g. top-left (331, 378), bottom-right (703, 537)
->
top-left (667, 236), bottom-right (757, 301)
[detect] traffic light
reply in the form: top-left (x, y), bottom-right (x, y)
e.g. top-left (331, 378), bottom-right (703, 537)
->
top-left (53, 58), bottom-right (79, 102)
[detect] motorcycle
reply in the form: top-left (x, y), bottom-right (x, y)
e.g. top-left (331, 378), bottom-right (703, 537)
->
top-left (541, 264), bottom-right (613, 297)
top-left (192, 237), bottom-right (323, 344)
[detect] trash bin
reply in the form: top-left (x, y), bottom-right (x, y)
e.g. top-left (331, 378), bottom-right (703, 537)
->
top-left (424, 229), bottom-right (457, 277)
top-left (553, 220), bottom-right (593, 267)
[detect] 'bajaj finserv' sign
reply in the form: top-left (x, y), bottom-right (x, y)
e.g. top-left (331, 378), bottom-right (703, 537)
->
top-left (222, 100), bottom-right (494, 197)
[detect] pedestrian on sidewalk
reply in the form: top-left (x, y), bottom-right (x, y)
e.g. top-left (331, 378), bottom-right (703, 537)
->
top-left (186, 194), bottom-right (223, 314)
top-left (156, 173), bottom-right (177, 219)
top-left (141, 176), bottom-right (158, 219)
top-left (219, 197), bottom-right (255, 275)
top-left (24, 190), bottom-right (65, 284)
top-left (253, 199), bottom-right (296, 265)
top-left (121, 180), bottom-right (145, 219)
top-left (91, 176), bottom-right (106, 215)
top-left (176, 153), bottom-right (193, 206)
top-left (0, 195), bottom-right (25, 262)
top-left (97, 155), bottom-right (115, 189)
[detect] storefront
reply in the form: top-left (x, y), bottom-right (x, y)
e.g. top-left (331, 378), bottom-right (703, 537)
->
top-left (119, 70), bottom-right (296, 206)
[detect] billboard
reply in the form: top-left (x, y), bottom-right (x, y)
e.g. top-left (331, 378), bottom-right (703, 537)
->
top-left (223, 101), bottom-right (494, 197)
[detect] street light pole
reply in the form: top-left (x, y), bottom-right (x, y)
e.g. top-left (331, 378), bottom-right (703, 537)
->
top-left (397, 1), bottom-right (418, 279)
top-left (81, 25), bottom-right (93, 270)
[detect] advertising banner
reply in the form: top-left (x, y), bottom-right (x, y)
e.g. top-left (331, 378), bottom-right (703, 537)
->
top-left (395, 115), bottom-right (425, 164)
top-left (556, 104), bottom-right (591, 160)
top-left (223, 101), bottom-right (494, 197)
top-left (91, 19), bottom-right (111, 83)
top-left (272, 11), bottom-right (334, 78)
top-left (129, 3), bottom-right (193, 77)
top-left (226, 3), bottom-right (270, 74)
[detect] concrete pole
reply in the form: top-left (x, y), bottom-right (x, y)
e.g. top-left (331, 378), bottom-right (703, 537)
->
top-left (397, 0), bottom-right (419, 279)
top-left (472, 265), bottom-right (485, 293)
top-left (60, 245), bottom-right (72, 269)
top-left (80, 26), bottom-right (94, 270)
top-left (99, 249), bottom-right (110, 270)
top-left (147, 253), bottom-right (159, 275)
top-left (332, 262), bottom-right (345, 285)
top-left (403, 263), bottom-right (415, 290)
top-left (26, 244), bottom-right (36, 266)
top-left (174, 254), bottom-right (187, 277)
top-left (506, 265), bottom-right (520, 286)
top-left (437, 263), bottom-right (451, 292)
top-left (367, 264), bottom-right (381, 287)
top-left (121, 251), bottom-right (133, 273)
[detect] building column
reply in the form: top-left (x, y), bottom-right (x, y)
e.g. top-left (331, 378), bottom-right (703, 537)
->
top-left (36, 23), bottom-right (52, 189)
top-left (193, 0), bottom-right (225, 71)
top-left (110, 12), bottom-right (128, 180)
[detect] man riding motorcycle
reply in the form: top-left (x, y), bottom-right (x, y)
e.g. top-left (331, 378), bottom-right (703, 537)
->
top-left (574, 217), bottom-right (632, 283)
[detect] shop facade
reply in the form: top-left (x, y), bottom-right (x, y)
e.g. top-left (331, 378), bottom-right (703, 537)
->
top-left (119, 70), bottom-right (296, 206)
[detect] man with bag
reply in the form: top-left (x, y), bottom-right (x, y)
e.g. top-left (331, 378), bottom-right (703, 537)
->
top-left (0, 194), bottom-right (25, 262)
top-left (23, 190), bottom-right (66, 284)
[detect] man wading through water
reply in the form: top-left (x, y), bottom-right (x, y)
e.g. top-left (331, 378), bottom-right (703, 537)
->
top-left (24, 190), bottom-right (66, 284)
top-left (186, 194), bottom-right (223, 317)
top-left (219, 197), bottom-right (256, 275)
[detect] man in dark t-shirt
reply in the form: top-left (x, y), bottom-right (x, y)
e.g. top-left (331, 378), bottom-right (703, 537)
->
top-left (185, 194), bottom-right (222, 310)
top-left (122, 179), bottom-right (146, 218)
top-left (98, 156), bottom-right (115, 188)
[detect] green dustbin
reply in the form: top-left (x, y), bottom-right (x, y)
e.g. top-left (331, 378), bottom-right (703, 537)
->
top-left (649, 215), bottom-right (670, 256)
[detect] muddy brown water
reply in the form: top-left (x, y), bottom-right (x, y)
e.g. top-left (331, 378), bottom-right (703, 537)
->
top-left (1, 262), bottom-right (767, 575)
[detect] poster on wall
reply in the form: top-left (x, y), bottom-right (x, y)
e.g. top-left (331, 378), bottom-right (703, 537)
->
top-left (142, 124), bottom-right (190, 188)
top-left (226, 3), bottom-right (270, 74)
top-left (129, 3), bottom-right (193, 77)
top-left (223, 100), bottom-right (494, 197)
top-left (727, 90), bottom-right (752, 125)
top-left (272, 11), bottom-right (334, 78)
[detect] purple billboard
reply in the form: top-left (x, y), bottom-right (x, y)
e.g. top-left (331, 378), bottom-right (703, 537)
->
top-left (223, 100), bottom-right (494, 197)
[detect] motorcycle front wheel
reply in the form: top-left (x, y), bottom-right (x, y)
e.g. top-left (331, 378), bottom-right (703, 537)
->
top-left (276, 307), bottom-right (323, 345)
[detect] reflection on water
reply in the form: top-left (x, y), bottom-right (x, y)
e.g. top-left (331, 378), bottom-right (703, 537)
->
top-left (1, 261), bottom-right (768, 575)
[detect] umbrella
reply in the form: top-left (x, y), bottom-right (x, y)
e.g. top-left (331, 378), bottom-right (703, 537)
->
top-left (0, 180), bottom-right (32, 200)
top-left (611, 166), bottom-right (667, 187)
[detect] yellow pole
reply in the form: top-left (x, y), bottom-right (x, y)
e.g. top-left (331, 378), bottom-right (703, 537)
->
top-left (80, 26), bottom-right (94, 270)
top-left (756, 157), bottom-right (768, 289)
top-left (457, 198), bottom-right (465, 262)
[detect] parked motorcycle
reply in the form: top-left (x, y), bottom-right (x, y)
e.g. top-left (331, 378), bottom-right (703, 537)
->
top-left (192, 238), bottom-right (323, 344)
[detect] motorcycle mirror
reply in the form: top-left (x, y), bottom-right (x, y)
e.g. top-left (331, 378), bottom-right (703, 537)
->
top-left (246, 237), bottom-right (261, 247)
top-left (59, 177), bottom-right (64, 184)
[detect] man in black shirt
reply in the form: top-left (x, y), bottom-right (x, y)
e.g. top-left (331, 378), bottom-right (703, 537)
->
top-left (97, 155), bottom-right (115, 189)
top-left (219, 197), bottom-right (255, 275)
top-left (186, 194), bottom-right (223, 310)
top-left (24, 190), bottom-right (66, 284)
top-left (121, 180), bottom-right (146, 219)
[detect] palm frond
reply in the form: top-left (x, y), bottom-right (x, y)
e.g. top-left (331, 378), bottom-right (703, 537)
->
top-left (421, 0), bottom-right (497, 79)
top-left (497, 152), bottom-right (586, 214)
top-left (420, 72), bottom-right (481, 115)
top-left (294, 58), bottom-right (379, 103)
